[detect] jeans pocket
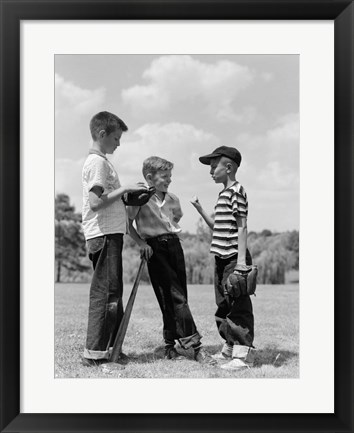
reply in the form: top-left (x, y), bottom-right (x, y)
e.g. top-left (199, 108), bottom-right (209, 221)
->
top-left (87, 236), bottom-right (105, 255)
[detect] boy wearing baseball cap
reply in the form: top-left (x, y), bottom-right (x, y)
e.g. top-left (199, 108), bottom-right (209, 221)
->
top-left (191, 146), bottom-right (256, 370)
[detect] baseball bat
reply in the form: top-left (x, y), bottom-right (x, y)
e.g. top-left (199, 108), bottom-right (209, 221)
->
top-left (110, 257), bottom-right (146, 362)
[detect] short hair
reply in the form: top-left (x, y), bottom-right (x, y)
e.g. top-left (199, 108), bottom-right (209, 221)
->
top-left (142, 156), bottom-right (174, 179)
top-left (89, 111), bottom-right (128, 140)
top-left (219, 156), bottom-right (239, 172)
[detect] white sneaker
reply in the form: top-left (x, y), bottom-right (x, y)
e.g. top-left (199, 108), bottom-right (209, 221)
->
top-left (211, 343), bottom-right (233, 360)
top-left (232, 345), bottom-right (256, 364)
top-left (220, 358), bottom-right (251, 370)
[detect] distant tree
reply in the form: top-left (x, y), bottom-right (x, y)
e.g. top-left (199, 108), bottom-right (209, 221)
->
top-left (122, 238), bottom-right (151, 284)
top-left (261, 229), bottom-right (273, 237)
top-left (196, 216), bottom-right (213, 244)
top-left (248, 231), bottom-right (299, 284)
top-left (182, 235), bottom-right (214, 284)
top-left (55, 194), bottom-right (89, 282)
top-left (286, 230), bottom-right (299, 269)
top-left (256, 248), bottom-right (288, 284)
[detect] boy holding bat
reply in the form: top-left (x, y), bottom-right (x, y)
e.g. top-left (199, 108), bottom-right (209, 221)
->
top-left (81, 111), bottom-right (148, 366)
top-left (127, 156), bottom-right (215, 365)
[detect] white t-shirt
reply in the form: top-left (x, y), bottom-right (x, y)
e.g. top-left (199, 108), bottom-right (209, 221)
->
top-left (82, 151), bottom-right (127, 240)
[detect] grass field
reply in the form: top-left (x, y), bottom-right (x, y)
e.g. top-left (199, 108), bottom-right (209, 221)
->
top-left (55, 283), bottom-right (299, 379)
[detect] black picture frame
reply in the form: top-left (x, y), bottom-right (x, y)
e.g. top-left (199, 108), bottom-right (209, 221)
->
top-left (1, 1), bottom-right (353, 432)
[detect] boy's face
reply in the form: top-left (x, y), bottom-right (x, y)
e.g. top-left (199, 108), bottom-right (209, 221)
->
top-left (148, 169), bottom-right (172, 193)
top-left (209, 157), bottom-right (228, 184)
top-left (100, 128), bottom-right (123, 154)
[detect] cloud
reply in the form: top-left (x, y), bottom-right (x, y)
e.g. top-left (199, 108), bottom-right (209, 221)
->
top-left (215, 105), bottom-right (257, 124)
top-left (121, 55), bottom-right (254, 122)
top-left (236, 113), bottom-right (300, 218)
top-left (257, 161), bottom-right (299, 190)
top-left (112, 122), bottom-right (220, 180)
top-left (237, 113), bottom-right (299, 167)
top-left (261, 72), bottom-right (273, 82)
top-left (55, 116), bottom-right (300, 233)
top-left (55, 74), bottom-right (106, 117)
top-left (55, 158), bottom-right (86, 212)
top-left (55, 122), bottom-right (221, 222)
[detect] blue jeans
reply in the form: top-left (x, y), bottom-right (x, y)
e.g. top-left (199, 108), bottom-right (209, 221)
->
top-left (214, 250), bottom-right (254, 347)
top-left (146, 234), bottom-right (201, 349)
top-left (84, 234), bottom-right (124, 360)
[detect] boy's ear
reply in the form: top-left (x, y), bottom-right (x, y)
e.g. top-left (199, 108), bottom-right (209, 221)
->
top-left (98, 129), bottom-right (106, 138)
top-left (145, 173), bottom-right (153, 182)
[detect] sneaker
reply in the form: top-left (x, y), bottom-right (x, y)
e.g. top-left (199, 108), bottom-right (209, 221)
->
top-left (81, 357), bottom-right (108, 367)
top-left (211, 343), bottom-right (233, 360)
top-left (164, 347), bottom-right (185, 360)
top-left (220, 358), bottom-right (251, 370)
top-left (116, 352), bottom-right (130, 364)
top-left (194, 348), bottom-right (217, 365)
top-left (232, 345), bottom-right (256, 365)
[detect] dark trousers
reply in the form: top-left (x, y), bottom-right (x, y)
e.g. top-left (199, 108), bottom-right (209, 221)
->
top-left (84, 234), bottom-right (124, 359)
top-left (214, 250), bottom-right (254, 347)
top-left (146, 234), bottom-right (201, 349)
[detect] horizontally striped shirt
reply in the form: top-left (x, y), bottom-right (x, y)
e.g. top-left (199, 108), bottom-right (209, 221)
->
top-left (210, 181), bottom-right (248, 258)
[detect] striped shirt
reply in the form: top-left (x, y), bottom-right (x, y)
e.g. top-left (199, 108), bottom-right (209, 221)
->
top-left (127, 192), bottom-right (182, 240)
top-left (210, 181), bottom-right (248, 258)
top-left (82, 150), bottom-right (127, 240)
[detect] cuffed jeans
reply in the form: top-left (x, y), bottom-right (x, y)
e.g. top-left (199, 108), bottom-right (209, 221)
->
top-left (214, 250), bottom-right (254, 347)
top-left (146, 234), bottom-right (201, 349)
top-left (84, 234), bottom-right (124, 360)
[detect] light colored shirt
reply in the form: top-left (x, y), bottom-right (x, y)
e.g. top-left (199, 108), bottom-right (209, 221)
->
top-left (210, 181), bottom-right (248, 258)
top-left (81, 150), bottom-right (127, 240)
top-left (127, 192), bottom-right (182, 239)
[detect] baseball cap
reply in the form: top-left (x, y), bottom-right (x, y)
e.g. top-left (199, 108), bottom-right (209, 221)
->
top-left (199, 146), bottom-right (242, 166)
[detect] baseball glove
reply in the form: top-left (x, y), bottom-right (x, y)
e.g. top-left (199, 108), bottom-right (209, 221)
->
top-left (225, 265), bottom-right (258, 298)
top-left (122, 186), bottom-right (156, 206)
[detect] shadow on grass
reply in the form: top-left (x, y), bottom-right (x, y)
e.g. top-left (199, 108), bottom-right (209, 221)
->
top-left (124, 344), bottom-right (298, 368)
top-left (126, 344), bottom-right (224, 364)
top-left (254, 345), bottom-right (298, 367)
top-left (126, 346), bottom-right (194, 364)
top-left (204, 343), bottom-right (298, 368)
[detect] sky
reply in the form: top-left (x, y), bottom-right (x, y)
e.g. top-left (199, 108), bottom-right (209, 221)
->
top-left (55, 54), bottom-right (299, 234)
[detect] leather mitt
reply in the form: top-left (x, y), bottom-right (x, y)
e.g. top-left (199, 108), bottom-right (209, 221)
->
top-left (225, 265), bottom-right (258, 298)
top-left (122, 186), bottom-right (156, 206)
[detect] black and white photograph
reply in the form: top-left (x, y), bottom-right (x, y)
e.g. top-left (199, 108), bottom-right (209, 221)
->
top-left (2, 1), bottom-right (353, 430)
top-left (55, 54), bottom-right (299, 379)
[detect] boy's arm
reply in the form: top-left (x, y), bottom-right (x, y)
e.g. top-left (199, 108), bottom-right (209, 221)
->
top-left (235, 216), bottom-right (248, 267)
top-left (89, 183), bottom-right (146, 212)
top-left (172, 196), bottom-right (183, 224)
top-left (190, 196), bottom-right (214, 229)
top-left (128, 219), bottom-right (153, 260)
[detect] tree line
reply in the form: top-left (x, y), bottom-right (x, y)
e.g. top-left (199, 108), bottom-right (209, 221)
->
top-left (55, 193), bottom-right (299, 285)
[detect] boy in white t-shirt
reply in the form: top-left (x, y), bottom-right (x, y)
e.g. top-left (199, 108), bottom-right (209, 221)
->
top-left (81, 111), bottom-right (146, 366)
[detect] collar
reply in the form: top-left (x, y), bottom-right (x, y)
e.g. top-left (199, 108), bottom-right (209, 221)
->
top-left (221, 181), bottom-right (238, 194)
top-left (89, 148), bottom-right (107, 160)
top-left (154, 192), bottom-right (167, 207)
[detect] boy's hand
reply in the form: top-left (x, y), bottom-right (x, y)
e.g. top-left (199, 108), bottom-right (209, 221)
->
top-left (190, 196), bottom-right (203, 212)
top-left (139, 242), bottom-right (153, 261)
top-left (125, 182), bottom-right (148, 193)
top-left (234, 263), bottom-right (252, 274)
